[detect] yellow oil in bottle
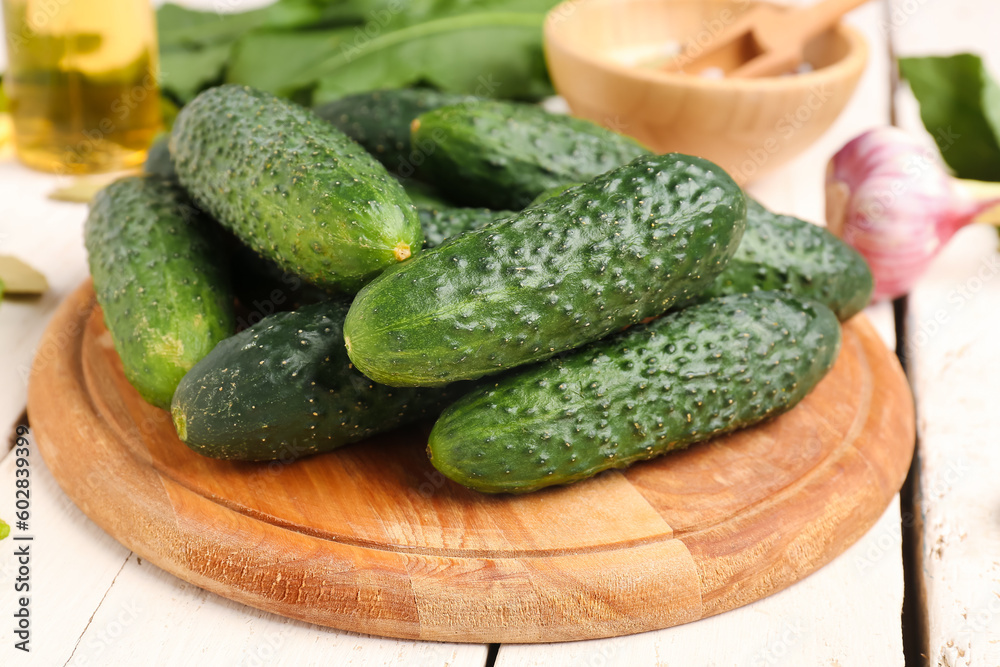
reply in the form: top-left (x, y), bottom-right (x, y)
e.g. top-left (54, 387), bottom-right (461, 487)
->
top-left (2, 0), bottom-right (162, 174)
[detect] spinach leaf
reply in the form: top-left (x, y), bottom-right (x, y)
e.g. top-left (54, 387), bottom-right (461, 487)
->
top-left (160, 43), bottom-right (233, 103)
top-left (157, 0), bottom-right (327, 50)
top-left (291, 12), bottom-right (550, 97)
top-left (160, 0), bottom-right (560, 105)
top-left (312, 24), bottom-right (551, 102)
top-left (900, 54), bottom-right (1000, 181)
top-left (226, 29), bottom-right (354, 98)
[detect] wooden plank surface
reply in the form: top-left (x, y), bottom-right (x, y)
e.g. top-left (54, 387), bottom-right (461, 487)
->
top-left (0, 431), bottom-right (135, 665)
top-left (497, 499), bottom-right (905, 667)
top-left (0, 435), bottom-right (490, 666)
top-left (0, 163), bottom-right (90, 443)
top-left (893, 1), bottom-right (1000, 664)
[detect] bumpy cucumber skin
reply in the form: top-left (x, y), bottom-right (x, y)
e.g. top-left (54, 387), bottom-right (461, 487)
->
top-left (527, 182), bottom-right (583, 208)
top-left (413, 100), bottom-right (652, 209)
top-left (696, 200), bottom-right (874, 320)
top-left (417, 205), bottom-right (513, 248)
top-left (344, 153), bottom-right (748, 387)
top-left (171, 300), bottom-right (471, 461)
top-left (85, 176), bottom-right (236, 409)
top-left (143, 135), bottom-right (176, 179)
top-left (314, 88), bottom-right (469, 176)
top-left (170, 85), bottom-right (422, 293)
top-left (429, 292), bottom-right (841, 494)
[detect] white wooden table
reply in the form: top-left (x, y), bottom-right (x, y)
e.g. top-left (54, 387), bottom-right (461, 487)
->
top-left (0, 0), bottom-right (996, 664)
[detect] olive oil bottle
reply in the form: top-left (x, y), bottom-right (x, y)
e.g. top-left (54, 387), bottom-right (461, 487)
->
top-left (2, 0), bottom-right (162, 174)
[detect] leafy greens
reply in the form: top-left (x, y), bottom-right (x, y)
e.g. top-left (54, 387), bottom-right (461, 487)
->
top-left (900, 54), bottom-right (1000, 182)
top-left (156, 0), bottom-right (562, 105)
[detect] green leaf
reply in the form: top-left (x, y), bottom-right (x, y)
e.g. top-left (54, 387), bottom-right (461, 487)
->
top-left (157, 0), bottom-right (325, 50)
top-left (161, 0), bottom-right (561, 107)
top-left (313, 15), bottom-right (551, 101)
top-left (226, 29), bottom-right (355, 97)
top-left (158, 4), bottom-right (271, 50)
top-left (400, 20), bottom-right (550, 99)
top-left (0, 519), bottom-right (9, 541)
top-left (160, 43), bottom-right (233, 103)
top-left (316, 0), bottom-right (563, 27)
top-left (899, 54), bottom-right (1000, 181)
top-left (160, 96), bottom-right (181, 130)
top-left (288, 12), bottom-right (543, 85)
top-left (228, 12), bottom-right (552, 102)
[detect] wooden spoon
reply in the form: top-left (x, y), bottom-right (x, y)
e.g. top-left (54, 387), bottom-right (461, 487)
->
top-left (663, 0), bottom-right (871, 78)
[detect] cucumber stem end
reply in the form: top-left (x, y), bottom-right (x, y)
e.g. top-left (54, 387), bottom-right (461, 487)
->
top-left (172, 406), bottom-right (187, 442)
top-left (394, 242), bottom-right (411, 262)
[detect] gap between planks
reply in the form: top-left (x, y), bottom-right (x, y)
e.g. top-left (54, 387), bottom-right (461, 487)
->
top-left (61, 553), bottom-right (135, 667)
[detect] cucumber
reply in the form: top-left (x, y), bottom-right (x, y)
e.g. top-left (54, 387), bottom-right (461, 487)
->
top-left (143, 135), bottom-right (176, 179)
top-left (697, 200), bottom-right (874, 320)
top-left (85, 176), bottom-right (236, 409)
top-left (344, 153), bottom-right (747, 387)
top-left (527, 182), bottom-right (583, 208)
top-left (417, 204), bottom-right (512, 248)
top-left (429, 292), bottom-right (841, 493)
top-left (412, 100), bottom-right (651, 209)
top-left (171, 300), bottom-right (470, 461)
top-left (170, 84), bottom-right (422, 293)
top-left (416, 183), bottom-right (591, 250)
top-left (314, 88), bottom-right (469, 177)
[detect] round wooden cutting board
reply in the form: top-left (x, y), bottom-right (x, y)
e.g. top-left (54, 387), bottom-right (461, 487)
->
top-left (29, 283), bottom-right (914, 643)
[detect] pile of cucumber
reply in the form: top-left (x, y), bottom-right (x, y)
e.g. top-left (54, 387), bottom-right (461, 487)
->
top-left (85, 85), bottom-right (873, 494)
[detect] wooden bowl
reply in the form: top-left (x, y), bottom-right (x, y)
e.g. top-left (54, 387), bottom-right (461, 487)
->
top-left (544, 0), bottom-right (868, 184)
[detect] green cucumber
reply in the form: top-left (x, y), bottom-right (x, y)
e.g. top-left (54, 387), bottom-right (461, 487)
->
top-left (344, 153), bottom-right (747, 387)
top-left (85, 176), bottom-right (236, 409)
top-left (527, 182), bottom-right (583, 208)
top-left (696, 200), bottom-right (874, 320)
top-left (170, 84), bottom-right (422, 293)
top-left (314, 88), bottom-right (469, 177)
top-left (417, 204), bottom-right (513, 248)
top-left (143, 135), bottom-right (176, 179)
top-left (171, 300), bottom-right (470, 461)
top-left (412, 100), bottom-right (651, 209)
top-left (429, 292), bottom-right (841, 494)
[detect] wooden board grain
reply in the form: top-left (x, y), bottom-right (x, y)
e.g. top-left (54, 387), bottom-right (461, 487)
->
top-left (892, 3), bottom-right (1000, 665)
top-left (27, 282), bottom-right (915, 644)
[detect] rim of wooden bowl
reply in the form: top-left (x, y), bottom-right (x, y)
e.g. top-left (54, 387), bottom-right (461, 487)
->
top-left (544, 0), bottom-right (869, 92)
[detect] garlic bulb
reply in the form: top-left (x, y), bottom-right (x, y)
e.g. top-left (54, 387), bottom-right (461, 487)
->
top-left (826, 127), bottom-right (1000, 301)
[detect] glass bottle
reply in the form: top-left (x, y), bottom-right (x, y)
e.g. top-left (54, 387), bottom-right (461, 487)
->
top-left (2, 0), bottom-right (162, 174)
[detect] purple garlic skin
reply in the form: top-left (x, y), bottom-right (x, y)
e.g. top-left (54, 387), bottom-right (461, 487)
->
top-left (826, 127), bottom-right (998, 301)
